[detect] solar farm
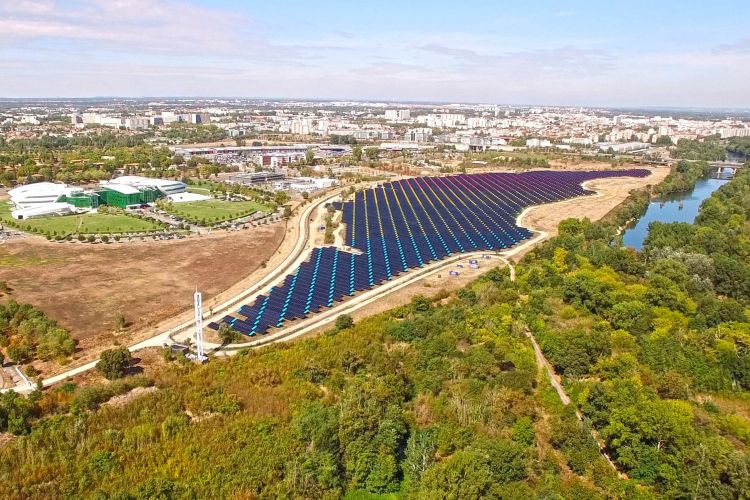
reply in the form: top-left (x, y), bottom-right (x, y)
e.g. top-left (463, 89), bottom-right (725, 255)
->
top-left (209, 169), bottom-right (650, 336)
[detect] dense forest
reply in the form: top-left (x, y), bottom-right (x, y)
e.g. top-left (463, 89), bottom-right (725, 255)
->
top-left (0, 169), bottom-right (749, 498)
top-left (653, 160), bottom-right (711, 196)
top-left (162, 123), bottom-right (227, 143)
top-left (0, 300), bottom-right (76, 367)
top-left (727, 137), bottom-right (750, 159)
top-left (671, 138), bottom-right (726, 161)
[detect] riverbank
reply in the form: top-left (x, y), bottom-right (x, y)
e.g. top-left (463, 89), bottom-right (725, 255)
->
top-left (622, 176), bottom-right (728, 249)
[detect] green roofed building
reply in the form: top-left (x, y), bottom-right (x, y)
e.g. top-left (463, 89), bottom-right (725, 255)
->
top-left (8, 176), bottom-right (188, 219)
top-left (100, 185), bottom-right (142, 208)
top-left (59, 192), bottom-right (100, 209)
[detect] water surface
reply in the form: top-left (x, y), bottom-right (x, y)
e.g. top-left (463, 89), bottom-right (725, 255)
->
top-left (622, 177), bottom-right (728, 250)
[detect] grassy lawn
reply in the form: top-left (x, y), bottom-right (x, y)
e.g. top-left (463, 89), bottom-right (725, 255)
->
top-left (187, 186), bottom-right (212, 195)
top-left (0, 202), bottom-right (163, 235)
top-left (164, 199), bottom-right (271, 224)
top-left (188, 180), bottom-right (222, 191)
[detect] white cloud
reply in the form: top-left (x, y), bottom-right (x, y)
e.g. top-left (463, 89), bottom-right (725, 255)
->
top-left (1, 2), bottom-right (749, 107)
top-left (0, 0), bottom-right (276, 56)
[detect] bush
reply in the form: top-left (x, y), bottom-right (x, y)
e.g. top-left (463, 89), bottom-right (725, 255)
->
top-left (96, 347), bottom-right (132, 380)
top-left (114, 313), bottom-right (127, 331)
top-left (335, 314), bottom-right (354, 331)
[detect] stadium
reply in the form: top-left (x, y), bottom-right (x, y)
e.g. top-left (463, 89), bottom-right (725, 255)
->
top-left (8, 175), bottom-right (201, 219)
top-left (209, 169), bottom-right (650, 336)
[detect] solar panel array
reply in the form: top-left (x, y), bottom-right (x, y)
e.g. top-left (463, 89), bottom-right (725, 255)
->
top-left (209, 169), bottom-right (649, 336)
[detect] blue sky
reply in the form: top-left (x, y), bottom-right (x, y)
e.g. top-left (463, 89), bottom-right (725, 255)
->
top-left (1, 0), bottom-right (749, 107)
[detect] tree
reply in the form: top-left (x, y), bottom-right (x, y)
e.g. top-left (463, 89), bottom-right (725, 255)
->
top-left (420, 451), bottom-right (493, 498)
top-left (403, 429), bottom-right (437, 488)
top-left (218, 323), bottom-right (241, 345)
top-left (352, 146), bottom-right (363, 162)
top-left (274, 191), bottom-right (289, 206)
top-left (96, 347), bottom-right (131, 380)
top-left (478, 438), bottom-right (529, 484)
top-left (365, 147), bottom-right (380, 161)
top-left (305, 149), bottom-right (315, 165)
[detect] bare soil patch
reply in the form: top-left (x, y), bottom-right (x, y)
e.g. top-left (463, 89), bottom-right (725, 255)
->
top-left (0, 224), bottom-right (285, 353)
top-left (103, 385), bottom-right (159, 408)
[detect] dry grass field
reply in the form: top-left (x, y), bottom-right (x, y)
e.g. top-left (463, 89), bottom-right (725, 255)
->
top-left (0, 224), bottom-right (285, 354)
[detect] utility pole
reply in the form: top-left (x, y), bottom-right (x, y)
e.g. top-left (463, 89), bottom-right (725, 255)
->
top-left (194, 289), bottom-right (207, 362)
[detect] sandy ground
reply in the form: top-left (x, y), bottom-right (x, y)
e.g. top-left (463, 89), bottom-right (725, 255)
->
top-left (517, 167), bottom-right (668, 240)
top-left (0, 224), bottom-right (285, 351)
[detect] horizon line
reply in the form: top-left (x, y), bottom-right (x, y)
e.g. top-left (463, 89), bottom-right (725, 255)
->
top-left (1, 96), bottom-right (750, 114)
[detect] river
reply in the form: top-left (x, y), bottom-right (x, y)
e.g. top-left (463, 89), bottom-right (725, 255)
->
top-left (622, 176), bottom-right (729, 250)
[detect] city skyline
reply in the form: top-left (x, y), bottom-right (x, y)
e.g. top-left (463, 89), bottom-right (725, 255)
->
top-left (2, 0), bottom-right (750, 108)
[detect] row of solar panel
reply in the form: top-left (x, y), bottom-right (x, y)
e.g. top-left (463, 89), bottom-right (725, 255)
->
top-left (209, 169), bottom-right (650, 336)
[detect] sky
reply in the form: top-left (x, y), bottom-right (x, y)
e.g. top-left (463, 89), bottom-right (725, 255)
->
top-left (1, 0), bottom-right (750, 108)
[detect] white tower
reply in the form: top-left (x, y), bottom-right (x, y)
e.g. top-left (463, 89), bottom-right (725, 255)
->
top-left (194, 289), bottom-right (207, 361)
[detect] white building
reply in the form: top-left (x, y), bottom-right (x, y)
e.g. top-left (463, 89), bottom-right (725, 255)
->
top-left (124, 117), bottom-right (150, 129)
top-left (405, 128), bottom-right (432, 142)
top-left (7, 182), bottom-right (82, 219)
top-left (71, 112), bottom-right (149, 129)
top-left (526, 138), bottom-right (551, 148)
top-left (101, 176), bottom-right (187, 196)
top-left (562, 137), bottom-right (594, 146)
top-left (596, 142), bottom-right (651, 153)
top-left (417, 113), bottom-right (466, 128)
top-left (275, 177), bottom-right (337, 192)
top-left (190, 113), bottom-right (211, 125)
top-left (384, 109), bottom-right (411, 121)
top-left (719, 128), bottom-right (750, 139)
top-left (9, 182), bottom-right (78, 209)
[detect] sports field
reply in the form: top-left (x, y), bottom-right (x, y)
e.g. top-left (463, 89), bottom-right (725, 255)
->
top-left (165, 199), bottom-right (271, 224)
top-left (0, 203), bottom-right (162, 235)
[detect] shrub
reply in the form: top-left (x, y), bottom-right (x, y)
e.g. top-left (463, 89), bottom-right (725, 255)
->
top-left (114, 313), bottom-right (127, 331)
top-left (96, 347), bottom-right (132, 380)
top-left (335, 314), bottom-right (354, 331)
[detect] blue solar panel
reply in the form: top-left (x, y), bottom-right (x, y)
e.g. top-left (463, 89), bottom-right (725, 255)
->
top-left (210, 169), bottom-right (650, 335)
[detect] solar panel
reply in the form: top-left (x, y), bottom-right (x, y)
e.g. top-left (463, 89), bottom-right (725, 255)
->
top-left (210, 169), bottom-right (650, 335)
